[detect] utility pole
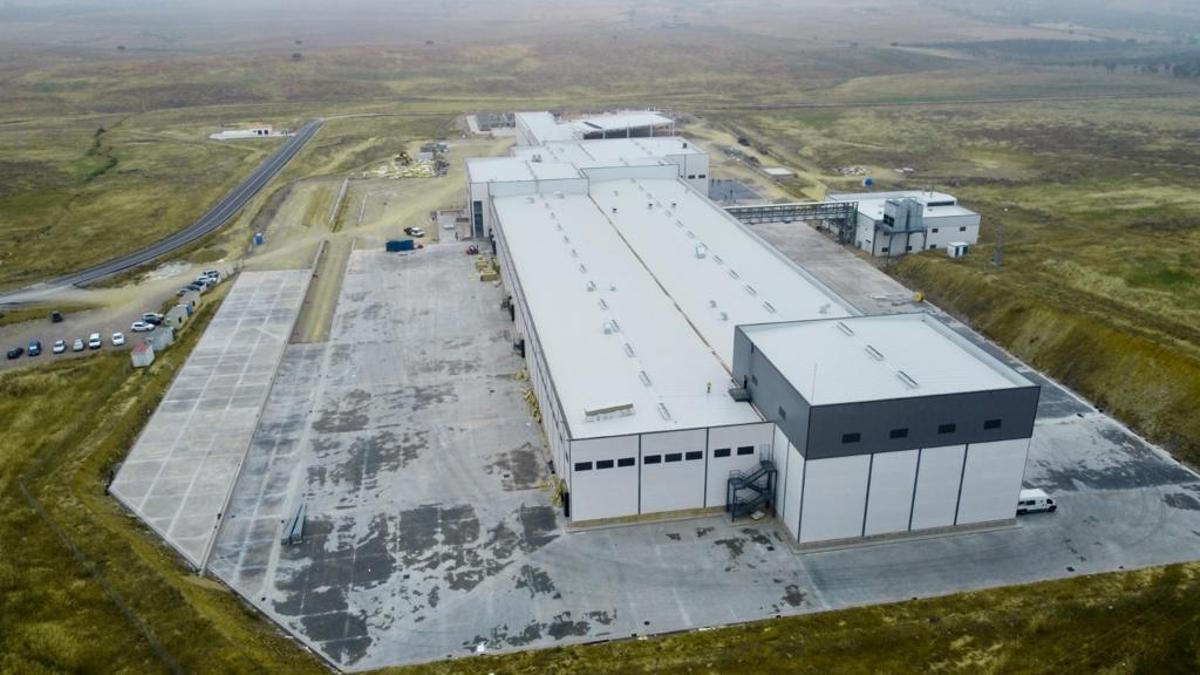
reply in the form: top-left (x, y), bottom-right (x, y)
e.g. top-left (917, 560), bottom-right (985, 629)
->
top-left (992, 207), bottom-right (1006, 266)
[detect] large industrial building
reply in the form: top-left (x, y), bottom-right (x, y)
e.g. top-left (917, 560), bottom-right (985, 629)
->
top-left (470, 113), bottom-right (1036, 546)
top-left (515, 110), bottom-right (674, 146)
top-left (466, 136), bottom-right (708, 239)
top-left (827, 190), bottom-right (981, 257)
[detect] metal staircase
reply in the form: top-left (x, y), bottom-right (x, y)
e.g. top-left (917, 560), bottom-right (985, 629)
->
top-left (726, 459), bottom-right (777, 519)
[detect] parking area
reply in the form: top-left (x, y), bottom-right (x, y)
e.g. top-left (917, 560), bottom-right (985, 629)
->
top-left (197, 240), bottom-right (1200, 672)
top-left (109, 269), bottom-right (311, 567)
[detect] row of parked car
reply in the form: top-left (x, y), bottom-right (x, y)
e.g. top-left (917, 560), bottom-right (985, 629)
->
top-left (6, 270), bottom-right (223, 362)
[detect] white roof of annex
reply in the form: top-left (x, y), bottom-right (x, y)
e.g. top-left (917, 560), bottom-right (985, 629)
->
top-left (468, 137), bottom-right (699, 185)
top-left (515, 110), bottom-right (673, 145)
top-left (828, 190), bottom-right (978, 220)
top-left (513, 137), bottom-right (702, 167)
top-left (492, 175), bottom-right (855, 438)
top-left (740, 313), bottom-right (1033, 406)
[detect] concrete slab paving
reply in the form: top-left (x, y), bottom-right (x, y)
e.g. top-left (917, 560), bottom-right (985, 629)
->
top-left (110, 269), bottom-right (311, 568)
top-left (199, 239), bottom-right (1200, 672)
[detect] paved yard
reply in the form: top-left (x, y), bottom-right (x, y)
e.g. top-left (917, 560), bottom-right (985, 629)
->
top-left (110, 269), bottom-right (311, 567)
top-left (199, 240), bottom-right (1200, 672)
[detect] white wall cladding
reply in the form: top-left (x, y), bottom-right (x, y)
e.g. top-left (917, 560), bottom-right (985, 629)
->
top-left (640, 428), bottom-right (707, 513)
top-left (956, 438), bottom-right (1030, 524)
top-left (910, 444), bottom-right (966, 531)
top-left (569, 435), bottom-right (639, 521)
top-left (781, 442), bottom-right (804, 540)
top-left (705, 423), bottom-right (774, 508)
top-left (799, 455), bottom-right (870, 544)
top-left (863, 449), bottom-right (919, 537)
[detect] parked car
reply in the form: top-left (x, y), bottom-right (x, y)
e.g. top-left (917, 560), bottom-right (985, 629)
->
top-left (184, 283), bottom-right (204, 293)
top-left (111, 332), bottom-right (126, 347)
top-left (27, 340), bottom-right (42, 357)
top-left (6, 346), bottom-right (23, 360)
top-left (130, 321), bottom-right (154, 333)
top-left (176, 287), bottom-right (190, 297)
top-left (72, 338), bottom-right (85, 352)
top-left (202, 269), bottom-right (222, 281)
top-left (50, 310), bottom-right (63, 323)
top-left (404, 226), bottom-right (426, 237)
top-left (1017, 488), bottom-right (1057, 515)
top-left (52, 340), bottom-right (67, 354)
top-left (142, 312), bottom-right (164, 325)
top-left (87, 333), bottom-right (103, 349)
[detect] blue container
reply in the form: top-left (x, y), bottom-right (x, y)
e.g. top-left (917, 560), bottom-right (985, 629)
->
top-left (386, 239), bottom-right (415, 252)
top-left (253, 232), bottom-right (265, 246)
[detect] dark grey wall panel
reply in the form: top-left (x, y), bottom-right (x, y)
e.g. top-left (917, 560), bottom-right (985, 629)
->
top-left (733, 328), bottom-right (811, 456)
top-left (806, 387), bottom-right (1040, 460)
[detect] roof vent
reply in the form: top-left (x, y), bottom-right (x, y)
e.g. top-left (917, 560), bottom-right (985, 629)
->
top-left (745, 284), bottom-right (757, 296)
top-left (820, 303), bottom-right (832, 315)
top-left (657, 403), bottom-right (672, 421)
top-left (709, 299), bottom-right (717, 308)
top-left (570, 249), bottom-right (578, 258)
top-left (671, 201), bottom-right (677, 208)
top-left (562, 235), bottom-right (570, 244)
top-left (648, 202), bottom-right (654, 209)
top-left (695, 244), bottom-right (708, 259)
top-left (837, 321), bottom-right (855, 336)
top-left (623, 343), bottom-right (635, 357)
top-left (896, 371), bottom-right (919, 390)
top-left (578, 263), bottom-right (587, 273)
top-left (686, 230), bottom-right (696, 239)
top-left (612, 207), bottom-right (618, 214)
top-left (865, 345), bottom-right (884, 361)
top-left (712, 254), bottom-right (723, 264)
top-left (639, 371), bottom-right (652, 386)
top-left (763, 301), bottom-right (776, 313)
top-left (720, 312), bottom-right (729, 321)
top-left (729, 269), bottom-right (740, 279)
top-left (584, 402), bottom-right (635, 422)
top-left (587, 280), bottom-right (597, 292)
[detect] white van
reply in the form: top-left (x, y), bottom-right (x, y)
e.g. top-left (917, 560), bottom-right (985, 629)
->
top-left (1017, 488), bottom-right (1056, 515)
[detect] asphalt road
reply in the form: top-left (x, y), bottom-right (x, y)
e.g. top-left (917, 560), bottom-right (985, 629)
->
top-left (0, 119), bottom-right (323, 305)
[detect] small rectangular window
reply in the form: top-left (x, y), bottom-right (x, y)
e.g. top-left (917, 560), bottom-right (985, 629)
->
top-left (618, 457), bottom-right (636, 467)
top-left (880, 247), bottom-right (889, 253)
top-left (698, 173), bottom-right (707, 179)
top-left (574, 461), bottom-right (593, 472)
top-left (596, 459), bottom-right (614, 470)
top-left (737, 446), bottom-right (755, 456)
top-left (688, 174), bottom-right (696, 179)
top-left (713, 448), bottom-right (731, 458)
top-left (685, 451), bottom-right (703, 461)
top-left (984, 419), bottom-right (1002, 430)
top-left (959, 226), bottom-right (967, 232)
top-left (842, 433), bottom-right (861, 444)
top-left (665, 453), bottom-right (683, 463)
top-left (932, 228), bottom-right (940, 233)
top-left (644, 454), bottom-right (661, 465)
top-left (778, 406), bottom-right (787, 420)
top-left (890, 428), bottom-right (909, 439)
top-left (938, 423), bottom-right (956, 434)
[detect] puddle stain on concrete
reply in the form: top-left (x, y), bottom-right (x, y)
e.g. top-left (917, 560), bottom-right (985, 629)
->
top-left (485, 442), bottom-right (546, 492)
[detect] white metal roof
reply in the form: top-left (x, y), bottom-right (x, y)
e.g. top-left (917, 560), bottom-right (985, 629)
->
top-left (828, 190), bottom-right (978, 220)
top-left (493, 189), bottom-right (762, 438)
top-left (512, 137), bottom-right (701, 168)
top-left (515, 111), bottom-right (673, 145)
top-left (740, 313), bottom-right (1033, 406)
top-left (466, 157), bottom-right (581, 184)
top-left (570, 111), bottom-right (673, 134)
top-left (588, 178), bottom-right (855, 364)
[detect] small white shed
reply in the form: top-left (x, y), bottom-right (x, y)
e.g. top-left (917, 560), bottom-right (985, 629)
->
top-left (946, 241), bottom-right (970, 258)
top-left (131, 342), bottom-right (155, 368)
